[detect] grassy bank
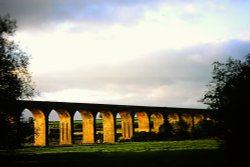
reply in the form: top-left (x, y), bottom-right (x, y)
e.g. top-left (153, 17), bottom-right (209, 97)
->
top-left (0, 139), bottom-right (226, 167)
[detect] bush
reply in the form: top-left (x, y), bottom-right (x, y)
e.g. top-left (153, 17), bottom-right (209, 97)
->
top-left (192, 119), bottom-right (224, 138)
top-left (155, 122), bottom-right (174, 140)
top-left (172, 119), bottom-right (190, 139)
top-left (19, 117), bottom-right (35, 144)
top-left (132, 131), bottom-right (155, 142)
top-left (0, 112), bottom-right (19, 148)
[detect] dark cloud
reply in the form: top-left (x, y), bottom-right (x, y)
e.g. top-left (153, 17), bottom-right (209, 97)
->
top-left (1, 0), bottom-right (249, 31)
top-left (0, 0), bottom-right (164, 30)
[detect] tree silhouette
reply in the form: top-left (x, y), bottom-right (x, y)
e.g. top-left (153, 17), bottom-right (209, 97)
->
top-left (0, 14), bottom-right (35, 100)
top-left (0, 14), bottom-right (35, 148)
top-left (201, 54), bottom-right (250, 164)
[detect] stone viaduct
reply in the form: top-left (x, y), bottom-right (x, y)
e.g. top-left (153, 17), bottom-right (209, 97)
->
top-left (2, 100), bottom-right (212, 146)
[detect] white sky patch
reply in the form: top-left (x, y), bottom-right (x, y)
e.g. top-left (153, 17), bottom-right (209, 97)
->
top-left (183, 4), bottom-right (196, 13)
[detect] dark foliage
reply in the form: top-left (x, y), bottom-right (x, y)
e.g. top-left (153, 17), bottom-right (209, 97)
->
top-left (201, 54), bottom-right (250, 164)
top-left (172, 118), bottom-right (190, 138)
top-left (0, 14), bottom-right (35, 100)
top-left (132, 131), bottom-right (155, 142)
top-left (192, 119), bottom-right (222, 138)
top-left (0, 111), bottom-right (19, 148)
top-left (0, 14), bottom-right (35, 148)
top-left (19, 116), bottom-right (35, 144)
top-left (156, 120), bottom-right (174, 140)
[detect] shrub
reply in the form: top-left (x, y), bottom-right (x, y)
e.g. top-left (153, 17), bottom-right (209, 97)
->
top-left (172, 119), bottom-right (190, 139)
top-left (132, 131), bottom-right (155, 142)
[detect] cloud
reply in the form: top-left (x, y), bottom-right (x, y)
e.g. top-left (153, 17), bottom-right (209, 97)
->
top-left (34, 39), bottom-right (250, 89)
top-left (3, 0), bottom-right (247, 31)
top-left (0, 0), bottom-right (165, 30)
top-left (33, 39), bottom-right (250, 108)
top-left (2, 0), bottom-right (250, 109)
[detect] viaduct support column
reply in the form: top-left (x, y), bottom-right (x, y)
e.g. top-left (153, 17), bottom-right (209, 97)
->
top-left (120, 112), bottom-right (133, 139)
top-left (80, 110), bottom-right (95, 144)
top-left (32, 109), bottom-right (47, 146)
top-left (191, 114), bottom-right (195, 130)
top-left (101, 111), bottom-right (115, 143)
top-left (151, 113), bottom-right (164, 133)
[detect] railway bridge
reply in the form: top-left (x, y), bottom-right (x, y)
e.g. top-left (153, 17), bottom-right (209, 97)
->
top-left (2, 100), bottom-right (212, 146)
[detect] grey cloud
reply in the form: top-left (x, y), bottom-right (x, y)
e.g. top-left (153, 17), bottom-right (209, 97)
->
top-left (33, 39), bottom-right (250, 108)
top-left (0, 0), bottom-right (219, 31)
top-left (34, 39), bottom-right (250, 93)
top-left (0, 0), bottom-right (164, 30)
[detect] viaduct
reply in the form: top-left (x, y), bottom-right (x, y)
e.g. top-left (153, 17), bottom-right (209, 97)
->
top-left (2, 100), bottom-right (212, 146)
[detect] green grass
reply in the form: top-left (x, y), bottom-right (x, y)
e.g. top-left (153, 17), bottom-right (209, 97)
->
top-left (0, 139), bottom-right (226, 167)
top-left (14, 139), bottom-right (220, 154)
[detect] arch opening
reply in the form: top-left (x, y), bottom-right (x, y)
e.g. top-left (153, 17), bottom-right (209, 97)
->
top-left (116, 113), bottom-right (122, 141)
top-left (168, 113), bottom-right (180, 125)
top-left (73, 111), bottom-right (82, 144)
top-left (20, 109), bottom-right (34, 146)
top-left (48, 110), bottom-right (60, 145)
top-left (95, 112), bottom-right (103, 143)
top-left (118, 112), bottom-right (133, 141)
top-left (20, 108), bottom-right (46, 146)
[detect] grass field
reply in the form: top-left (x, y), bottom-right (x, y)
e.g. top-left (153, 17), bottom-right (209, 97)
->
top-left (0, 139), bottom-right (227, 167)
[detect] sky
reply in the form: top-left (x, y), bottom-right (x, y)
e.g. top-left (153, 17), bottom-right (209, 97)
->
top-left (1, 0), bottom-right (250, 111)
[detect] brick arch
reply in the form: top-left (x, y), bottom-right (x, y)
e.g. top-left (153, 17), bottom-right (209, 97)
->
top-left (181, 113), bottom-right (193, 125)
top-left (168, 113), bottom-right (180, 124)
top-left (32, 109), bottom-right (46, 146)
top-left (193, 114), bottom-right (204, 125)
top-left (100, 111), bottom-right (115, 143)
top-left (181, 113), bottom-right (193, 131)
top-left (151, 112), bottom-right (164, 133)
top-left (119, 111), bottom-right (133, 139)
top-left (136, 112), bottom-right (150, 132)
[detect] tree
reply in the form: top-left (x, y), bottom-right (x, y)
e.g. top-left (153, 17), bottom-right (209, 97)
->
top-left (201, 54), bottom-right (250, 164)
top-left (0, 14), bottom-right (34, 100)
top-left (0, 14), bottom-right (35, 148)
